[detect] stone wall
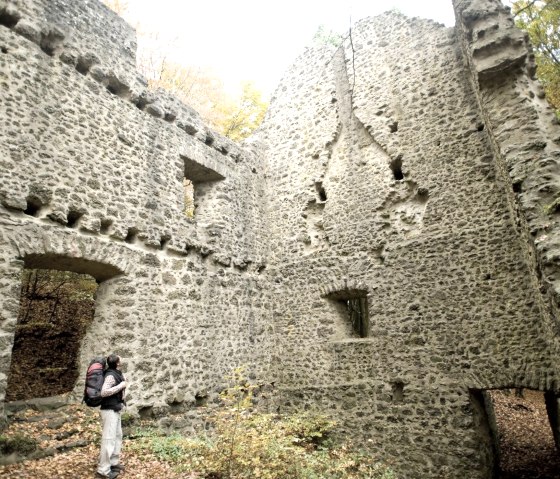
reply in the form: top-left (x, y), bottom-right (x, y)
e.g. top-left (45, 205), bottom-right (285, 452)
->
top-left (0, 0), bottom-right (272, 421)
top-left (0, 0), bottom-right (559, 478)
top-left (256, 5), bottom-right (559, 478)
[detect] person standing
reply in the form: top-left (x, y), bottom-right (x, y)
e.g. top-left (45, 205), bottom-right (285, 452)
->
top-left (97, 354), bottom-right (127, 479)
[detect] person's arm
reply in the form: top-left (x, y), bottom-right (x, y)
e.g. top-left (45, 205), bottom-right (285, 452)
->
top-left (100, 374), bottom-right (126, 397)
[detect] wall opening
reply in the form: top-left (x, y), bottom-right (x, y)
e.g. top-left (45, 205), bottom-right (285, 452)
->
top-left (6, 269), bottom-right (98, 401)
top-left (66, 209), bottom-right (84, 228)
top-left (470, 388), bottom-right (560, 479)
top-left (0, 8), bottom-right (21, 28)
top-left (181, 154), bottom-right (225, 220)
top-left (391, 381), bottom-right (404, 403)
top-left (39, 30), bottom-right (64, 57)
top-left (390, 156), bottom-right (404, 181)
top-left (5, 255), bottom-right (123, 401)
top-left (315, 181), bottom-right (327, 202)
top-left (325, 289), bottom-right (369, 338)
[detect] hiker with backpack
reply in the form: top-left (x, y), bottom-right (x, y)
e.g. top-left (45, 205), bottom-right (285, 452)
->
top-left (96, 354), bottom-right (127, 479)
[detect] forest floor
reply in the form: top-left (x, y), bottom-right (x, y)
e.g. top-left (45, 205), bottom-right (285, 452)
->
top-left (0, 390), bottom-right (558, 478)
top-left (0, 404), bottom-right (191, 478)
top-left (491, 389), bottom-right (560, 479)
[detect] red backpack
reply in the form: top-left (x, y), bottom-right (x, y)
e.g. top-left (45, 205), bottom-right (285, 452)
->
top-left (83, 357), bottom-right (106, 407)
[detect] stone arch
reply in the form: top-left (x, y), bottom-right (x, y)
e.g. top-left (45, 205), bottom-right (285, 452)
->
top-left (11, 228), bottom-right (134, 279)
top-left (22, 253), bottom-right (124, 282)
top-left (320, 279), bottom-right (371, 299)
top-left (0, 226), bottom-right (135, 414)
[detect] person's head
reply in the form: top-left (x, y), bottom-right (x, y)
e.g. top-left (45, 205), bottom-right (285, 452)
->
top-left (107, 354), bottom-right (121, 370)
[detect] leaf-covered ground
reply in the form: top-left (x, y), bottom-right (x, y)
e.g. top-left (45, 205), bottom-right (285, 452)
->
top-left (491, 389), bottom-right (560, 479)
top-left (1, 391), bottom-right (559, 478)
top-left (0, 405), bottom-right (190, 478)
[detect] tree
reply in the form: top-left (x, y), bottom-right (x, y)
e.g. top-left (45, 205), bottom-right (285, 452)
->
top-left (100, 1), bottom-right (268, 140)
top-left (312, 25), bottom-right (343, 47)
top-left (220, 81), bottom-right (268, 142)
top-left (511, 0), bottom-right (560, 115)
top-left (101, 0), bottom-right (129, 16)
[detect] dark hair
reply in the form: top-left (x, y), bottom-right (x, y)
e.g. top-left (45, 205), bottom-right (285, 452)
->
top-left (107, 354), bottom-right (120, 369)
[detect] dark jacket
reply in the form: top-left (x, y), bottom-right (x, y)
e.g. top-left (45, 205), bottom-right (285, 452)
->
top-left (100, 369), bottom-right (125, 411)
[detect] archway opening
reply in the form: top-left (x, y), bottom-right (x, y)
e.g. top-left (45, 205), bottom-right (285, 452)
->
top-left (6, 269), bottom-right (98, 400)
top-left (5, 254), bottom-right (123, 401)
top-left (471, 388), bottom-right (560, 479)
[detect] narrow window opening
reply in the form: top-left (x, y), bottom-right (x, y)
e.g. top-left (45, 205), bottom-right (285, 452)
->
top-left (390, 156), bottom-right (404, 181)
top-left (181, 154), bottom-right (225, 220)
top-left (346, 298), bottom-right (368, 337)
top-left (0, 9), bottom-right (21, 28)
top-left (6, 269), bottom-right (98, 401)
top-left (315, 182), bottom-right (327, 202)
top-left (1, 46), bottom-right (7, 54)
top-left (477, 122), bottom-right (485, 132)
top-left (125, 227), bottom-right (138, 244)
top-left (66, 210), bottom-right (84, 228)
top-left (391, 381), bottom-right (405, 403)
top-left (389, 121), bottom-right (399, 133)
top-left (512, 181), bottom-right (522, 194)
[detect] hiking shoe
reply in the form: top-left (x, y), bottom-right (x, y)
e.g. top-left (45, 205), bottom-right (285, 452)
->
top-left (96, 471), bottom-right (119, 479)
top-left (111, 464), bottom-right (125, 472)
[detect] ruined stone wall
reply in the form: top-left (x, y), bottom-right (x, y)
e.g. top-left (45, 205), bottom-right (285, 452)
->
top-left (1, 0), bottom-right (559, 477)
top-left (256, 8), bottom-right (559, 479)
top-left (0, 0), bottom-right (271, 419)
top-left (454, 0), bottom-right (560, 386)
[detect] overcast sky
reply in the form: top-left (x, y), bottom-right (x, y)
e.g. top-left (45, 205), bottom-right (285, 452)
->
top-left (120, 0), bottom-right (457, 97)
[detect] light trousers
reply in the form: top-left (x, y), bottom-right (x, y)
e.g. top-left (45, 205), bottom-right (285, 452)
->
top-left (97, 409), bottom-right (122, 476)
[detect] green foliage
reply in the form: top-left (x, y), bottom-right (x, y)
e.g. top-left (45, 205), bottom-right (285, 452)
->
top-left (312, 25), bottom-right (343, 48)
top-left (128, 367), bottom-right (395, 479)
top-left (543, 193), bottom-right (560, 214)
top-left (0, 434), bottom-right (38, 455)
top-left (511, 0), bottom-right (560, 116)
top-left (220, 82), bottom-right (268, 142)
top-left (121, 411), bottom-right (136, 427)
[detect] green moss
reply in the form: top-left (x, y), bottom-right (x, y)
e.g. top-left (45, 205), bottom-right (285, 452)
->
top-left (0, 434), bottom-right (38, 455)
top-left (543, 196), bottom-right (560, 215)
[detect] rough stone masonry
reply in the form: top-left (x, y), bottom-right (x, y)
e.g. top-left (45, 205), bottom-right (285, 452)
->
top-left (0, 0), bottom-right (559, 477)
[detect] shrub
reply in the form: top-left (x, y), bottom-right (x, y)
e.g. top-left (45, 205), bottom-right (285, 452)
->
top-left (127, 368), bottom-right (396, 479)
top-left (0, 434), bottom-right (38, 455)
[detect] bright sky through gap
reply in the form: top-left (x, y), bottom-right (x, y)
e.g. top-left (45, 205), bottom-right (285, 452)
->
top-left (119, 0), bottom-right (456, 98)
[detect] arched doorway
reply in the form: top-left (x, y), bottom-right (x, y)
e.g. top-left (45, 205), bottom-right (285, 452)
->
top-left (5, 254), bottom-right (123, 402)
